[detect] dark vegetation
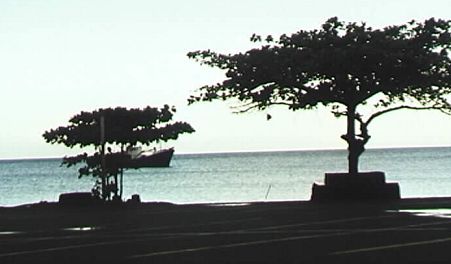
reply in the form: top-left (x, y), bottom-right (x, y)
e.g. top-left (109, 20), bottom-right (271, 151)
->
top-left (188, 17), bottom-right (451, 174)
top-left (43, 105), bottom-right (194, 201)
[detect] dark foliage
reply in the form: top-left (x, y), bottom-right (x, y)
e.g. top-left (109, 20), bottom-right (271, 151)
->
top-left (43, 105), bottom-right (195, 200)
top-left (188, 17), bottom-right (451, 174)
top-left (43, 105), bottom-right (194, 148)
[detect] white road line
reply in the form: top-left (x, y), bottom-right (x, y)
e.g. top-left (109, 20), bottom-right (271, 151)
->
top-left (117, 217), bottom-right (263, 233)
top-left (3, 212), bottom-right (451, 259)
top-left (0, 238), bottom-right (152, 258)
top-left (253, 215), bottom-right (396, 231)
top-left (129, 231), bottom-right (349, 259)
top-left (331, 236), bottom-right (451, 255)
top-left (130, 217), bottom-right (451, 259)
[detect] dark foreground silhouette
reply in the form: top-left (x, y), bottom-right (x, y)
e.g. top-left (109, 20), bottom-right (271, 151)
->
top-left (1, 198), bottom-right (451, 263)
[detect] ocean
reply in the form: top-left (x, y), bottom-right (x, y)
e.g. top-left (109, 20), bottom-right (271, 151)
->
top-left (1, 147), bottom-right (451, 207)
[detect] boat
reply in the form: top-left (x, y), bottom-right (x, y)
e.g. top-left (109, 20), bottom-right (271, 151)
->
top-left (123, 147), bottom-right (175, 168)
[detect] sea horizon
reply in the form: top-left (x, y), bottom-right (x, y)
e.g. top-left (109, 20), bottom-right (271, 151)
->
top-left (2, 144), bottom-right (451, 162)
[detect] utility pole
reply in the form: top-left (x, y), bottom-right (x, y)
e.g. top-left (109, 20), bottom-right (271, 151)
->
top-left (100, 115), bottom-right (107, 200)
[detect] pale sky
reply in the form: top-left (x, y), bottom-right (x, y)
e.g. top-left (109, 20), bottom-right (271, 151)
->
top-left (1, 0), bottom-right (451, 159)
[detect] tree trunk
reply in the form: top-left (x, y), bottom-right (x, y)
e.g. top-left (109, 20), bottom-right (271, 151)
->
top-left (347, 105), bottom-right (359, 175)
top-left (100, 115), bottom-right (108, 200)
top-left (119, 144), bottom-right (124, 200)
top-left (100, 143), bottom-right (107, 200)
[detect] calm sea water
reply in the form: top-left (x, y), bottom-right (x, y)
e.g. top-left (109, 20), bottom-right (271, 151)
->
top-left (1, 147), bottom-right (451, 206)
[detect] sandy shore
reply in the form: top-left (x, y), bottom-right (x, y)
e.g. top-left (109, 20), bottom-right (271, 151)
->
top-left (1, 198), bottom-right (451, 263)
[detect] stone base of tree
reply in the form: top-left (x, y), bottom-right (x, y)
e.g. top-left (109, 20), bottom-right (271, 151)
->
top-left (310, 171), bottom-right (400, 201)
top-left (59, 192), bottom-right (100, 206)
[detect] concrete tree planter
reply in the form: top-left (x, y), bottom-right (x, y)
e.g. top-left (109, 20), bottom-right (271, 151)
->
top-left (311, 171), bottom-right (400, 201)
top-left (59, 192), bottom-right (101, 206)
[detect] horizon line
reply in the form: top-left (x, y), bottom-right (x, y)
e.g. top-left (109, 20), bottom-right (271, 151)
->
top-left (1, 144), bottom-right (450, 161)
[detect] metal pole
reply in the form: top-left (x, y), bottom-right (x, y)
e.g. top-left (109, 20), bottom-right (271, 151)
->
top-left (265, 184), bottom-right (272, 200)
top-left (100, 115), bottom-right (107, 200)
top-left (120, 145), bottom-right (124, 200)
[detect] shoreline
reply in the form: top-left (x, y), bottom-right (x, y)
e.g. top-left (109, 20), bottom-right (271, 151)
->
top-left (4, 196), bottom-right (451, 209)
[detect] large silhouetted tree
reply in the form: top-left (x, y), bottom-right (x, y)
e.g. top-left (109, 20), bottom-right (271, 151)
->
top-left (43, 105), bottom-right (195, 200)
top-left (188, 17), bottom-right (451, 175)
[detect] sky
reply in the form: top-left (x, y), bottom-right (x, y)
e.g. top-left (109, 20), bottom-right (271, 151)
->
top-left (0, 0), bottom-right (451, 159)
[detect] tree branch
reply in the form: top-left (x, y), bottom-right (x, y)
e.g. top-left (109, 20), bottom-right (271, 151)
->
top-left (230, 102), bottom-right (295, 114)
top-left (365, 105), bottom-right (451, 127)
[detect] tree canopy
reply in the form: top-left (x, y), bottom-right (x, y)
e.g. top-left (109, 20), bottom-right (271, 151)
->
top-left (44, 105), bottom-right (194, 148)
top-left (188, 17), bottom-right (451, 174)
top-left (43, 105), bottom-right (195, 200)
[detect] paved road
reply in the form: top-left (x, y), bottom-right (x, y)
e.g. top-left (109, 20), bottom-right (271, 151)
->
top-left (1, 200), bottom-right (451, 263)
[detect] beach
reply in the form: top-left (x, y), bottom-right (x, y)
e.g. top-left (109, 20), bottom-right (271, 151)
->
top-left (2, 198), bottom-right (451, 263)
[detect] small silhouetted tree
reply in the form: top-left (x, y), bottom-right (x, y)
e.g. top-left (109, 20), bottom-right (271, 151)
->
top-left (188, 17), bottom-right (451, 175)
top-left (43, 105), bottom-right (195, 200)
